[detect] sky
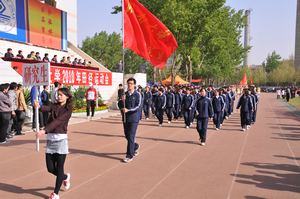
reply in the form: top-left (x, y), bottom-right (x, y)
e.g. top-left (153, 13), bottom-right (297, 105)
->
top-left (77, 0), bottom-right (297, 65)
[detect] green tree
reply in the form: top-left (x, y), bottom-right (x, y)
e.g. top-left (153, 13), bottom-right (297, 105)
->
top-left (265, 51), bottom-right (281, 73)
top-left (81, 31), bottom-right (122, 71)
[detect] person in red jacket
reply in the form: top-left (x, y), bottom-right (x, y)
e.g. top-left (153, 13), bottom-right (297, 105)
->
top-left (86, 83), bottom-right (98, 120)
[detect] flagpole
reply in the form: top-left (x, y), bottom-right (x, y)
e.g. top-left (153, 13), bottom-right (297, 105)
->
top-left (122, 0), bottom-right (126, 123)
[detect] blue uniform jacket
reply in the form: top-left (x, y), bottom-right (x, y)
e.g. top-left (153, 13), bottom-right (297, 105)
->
top-left (174, 92), bottom-right (183, 105)
top-left (165, 92), bottom-right (175, 108)
top-left (236, 95), bottom-right (253, 113)
top-left (195, 96), bottom-right (214, 119)
top-left (143, 91), bottom-right (152, 105)
top-left (155, 94), bottom-right (166, 110)
top-left (212, 96), bottom-right (225, 113)
top-left (118, 90), bottom-right (142, 123)
top-left (182, 94), bottom-right (194, 111)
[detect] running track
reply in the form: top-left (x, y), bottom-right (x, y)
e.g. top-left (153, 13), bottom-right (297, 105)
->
top-left (0, 93), bottom-right (299, 199)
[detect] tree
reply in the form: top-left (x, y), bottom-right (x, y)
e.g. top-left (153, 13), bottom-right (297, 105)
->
top-left (81, 31), bottom-right (122, 71)
top-left (265, 51), bottom-right (281, 73)
top-left (252, 66), bottom-right (267, 86)
top-left (269, 59), bottom-right (296, 85)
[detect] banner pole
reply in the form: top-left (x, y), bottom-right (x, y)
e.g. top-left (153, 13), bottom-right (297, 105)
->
top-left (122, 0), bottom-right (126, 123)
top-left (35, 85), bottom-right (40, 152)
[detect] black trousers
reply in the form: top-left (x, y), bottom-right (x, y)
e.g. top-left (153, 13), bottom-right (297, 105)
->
top-left (165, 107), bottom-right (173, 121)
top-left (123, 122), bottom-right (139, 158)
top-left (240, 111), bottom-right (250, 128)
top-left (86, 100), bottom-right (96, 117)
top-left (32, 107), bottom-right (44, 129)
top-left (173, 105), bottom-right (180, 119)
top-left (213, 112), bottom-right (222, 129)
top-left (197, 118), bottom-right (209, 142)
top-left (46, 153), bottom-right (68, 194)
top-left (155, 109), bottom-right (164, 124)
top-left (183, 110), bottom-right (191, 126)
top-left (0, 112), bottom-right (11, 142)
top-left (16, 110), bottom-right (26, 134)
top-left (143, 103), bottom-right (151, 118)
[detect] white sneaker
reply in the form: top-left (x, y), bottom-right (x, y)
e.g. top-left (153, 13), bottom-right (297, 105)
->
top-left (123, 157), bottom-right (133, 163)
top-left (146, 118), bottom-right (149, 120)
top-left (241, 128), bottom-right (246, 132)
top-left (134, 145), bottom-right (140, 156)
top-left (215, 128), bottom-right (220, 131)
top-left (158, 124), bottom-right (162, 127)
top-left (185, 126), bottom-right (190, 129)
top-left (63, 173), bottom-right (71, 190)
top-left (49, 192), bottom-right (60, 199)
top-left (247, 125), bottom-right (250, 130)
top-left (200, 142), bottom-right (206, 146)
top-left (168, 121), bottom-right (171, 124)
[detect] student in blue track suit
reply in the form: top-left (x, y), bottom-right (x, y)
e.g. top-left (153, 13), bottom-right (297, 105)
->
top-left (143, 86), bottom-right (152, 120)
top-left (173, 88), bottom-right (183, 120)
top-left (154, 88), bottom-right (166, 126)
top-left (165, 87), bottom-right (175, 123)
top-left (137, 86), bottom-right (144, 120)
top-left (181, 88), bottom-right (194, 128)
top-left (212, 90), bottom-right (225, 130)
top-left (191, 90), bottom-right (200, 125)
top-left (151, 86), bottom-right (159, 116)
top-left (236, 89), bottom-right (253, 131)
top-left (117, 78), bottom-right (142, 163)
top-left (249, 89), bottom-right (259, 124)
top-left (195, 88), bottom-right (213, 145)
top-left (219, 89), bottom-right (226, 126)
top-left (228, 87), bottom-right (236, 116)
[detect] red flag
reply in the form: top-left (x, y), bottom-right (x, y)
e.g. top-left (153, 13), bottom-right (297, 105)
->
top-left (123, 0), bottom-right (178, 69)
top-left (240, 73), bottom-right (248, 85)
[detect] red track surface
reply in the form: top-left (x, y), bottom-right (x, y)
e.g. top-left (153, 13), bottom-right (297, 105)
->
top-left (0, 93), bottom-right (299, 199)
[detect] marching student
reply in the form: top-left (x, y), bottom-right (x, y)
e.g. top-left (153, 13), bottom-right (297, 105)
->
top-left (117, 78), bottom-right (141, 163)
top-left (236, 89), bottom-right (253, 132)
top-left (174, 88), bottom-right (183, 120)
top-left (250, 88), bottom-right (259, 124)
top-left (195, 88), bottom-right (213, 146)
top-left (143, 86), bottom-right (152, 120)
top-left (219, 89), bottom-right (226, 127)
top-left (165, 87), bottom-right (175, 123)
top-left (151, 85), bottom-right (159, 116)
top-left (154, 88), bottom-right (166, 126)
top-left (35, 87), bottom-right (73, 199)
top-left (137, 86), bottom-right (144, 120)
top-left (228, 86), bottom-right (236, 116)
top-left (212, 90), bottom-right (225, 131)
top-left (181, 87), bottom-right (194, 129)
top-left (206, 85), bottom-right (213, 100)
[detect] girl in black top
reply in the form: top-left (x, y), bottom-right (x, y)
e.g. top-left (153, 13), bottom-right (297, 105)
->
top-left (35, 88), bottom-right (73, 199)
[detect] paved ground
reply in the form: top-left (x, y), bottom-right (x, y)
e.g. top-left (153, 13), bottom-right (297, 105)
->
top-left (0, 93), bottom-right (299, 199)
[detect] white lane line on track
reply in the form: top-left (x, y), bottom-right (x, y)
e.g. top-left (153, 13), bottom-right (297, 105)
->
top-left (226, 128), bottom-right (249, 199)
top-left (61, 131), bottom-right (184, 197)
top-left (141, 146), bottom-right (197, 199)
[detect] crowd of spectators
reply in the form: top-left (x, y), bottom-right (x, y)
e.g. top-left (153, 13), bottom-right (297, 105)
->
top-left (0, 81), bottom-right (64, 144)
top-left (3, 48), bottom-right (92, 67)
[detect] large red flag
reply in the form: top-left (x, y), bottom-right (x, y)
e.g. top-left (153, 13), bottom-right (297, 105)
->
top-left (123, 0), bottom-right (178, 69)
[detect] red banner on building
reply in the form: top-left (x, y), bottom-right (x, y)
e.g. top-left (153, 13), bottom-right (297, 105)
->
top-left (50, 66), bottom-right (112, 86)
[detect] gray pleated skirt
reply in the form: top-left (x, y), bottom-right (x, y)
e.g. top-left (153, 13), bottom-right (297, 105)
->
top-left (46, 139), bottom-right (69, 154)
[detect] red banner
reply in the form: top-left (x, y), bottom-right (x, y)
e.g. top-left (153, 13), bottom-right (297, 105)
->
top-left (50, 66), bottom-right (112, 86)
top-left (22, 63), bottom-right (51, 86)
